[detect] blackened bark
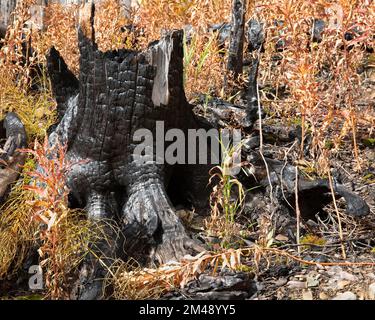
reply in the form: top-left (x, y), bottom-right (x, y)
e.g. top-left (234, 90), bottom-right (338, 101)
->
top-left (46, 47), bottom-right (79, 121)
top-left (226, 0), bottom-right (246, 82)
top-left (243, 150), bottom-right (370, 219)
top-left (0, 112), bottom-right (27, 204)
top-left (246, 19), bottom-right (265, 53)
top-left (246, 56), bottom-right (261, 119)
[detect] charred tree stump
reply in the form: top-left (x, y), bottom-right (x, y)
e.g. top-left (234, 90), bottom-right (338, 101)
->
top-left (46, 6), bottom-right (210, 299)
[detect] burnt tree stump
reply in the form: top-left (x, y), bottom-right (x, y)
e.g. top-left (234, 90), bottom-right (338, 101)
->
top-left (46, 8), bottom-right (211, 299)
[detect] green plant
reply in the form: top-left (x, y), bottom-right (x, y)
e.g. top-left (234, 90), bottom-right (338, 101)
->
top-left (183, 31), bottom-right (226, 98)
top-left (206, 135), bottom-right (246, 245)
top-left (300, 234), bottom-right (327, 248)
top-left (183, 32), bottom-right (196, 87)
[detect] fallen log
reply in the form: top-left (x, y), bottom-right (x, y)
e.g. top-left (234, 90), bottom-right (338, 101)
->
top-left (163, 271), bottom-right (257, 300)
top-left (240, 148), bottom-right (370, 232)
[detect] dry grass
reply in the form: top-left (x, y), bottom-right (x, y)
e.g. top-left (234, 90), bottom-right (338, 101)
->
top-left (136, 0), bottom-right (232, 97)
top-left (109, 249), bottom-right (245, 299)
top-left (0, 0), bottom-right (57, 281)
top-left (0, 0), bottom-right (36, 86)
top-left (32, 3), bottom-right (80, 75)
top-left (27, 0), bottom-right (232, 98)
top-left (0, 0), bottom-right (56, 140)
top-left (22, 138), bottom-right (103, 299)
top-left (32, 0), bottom-right (137, 74)
top-left (254, 0), bottom-right (374, 172)
top-left (137, 0), bottom-right (231, 37)
top-left (0, 76), bottom-right (56, 140)
top-left (4, 0), bottom-right (373, 158)
top-left (0, 166), bottom-right (38, 278)
top-left (109, 242), bottom-right (375, 299)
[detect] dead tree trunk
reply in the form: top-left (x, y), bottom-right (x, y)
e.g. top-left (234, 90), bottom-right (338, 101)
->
top-left (226, 0), bottom-right (246, 88)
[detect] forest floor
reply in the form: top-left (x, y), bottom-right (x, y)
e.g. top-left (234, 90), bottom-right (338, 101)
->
top-left (178, 118), bottom-right (375, 301)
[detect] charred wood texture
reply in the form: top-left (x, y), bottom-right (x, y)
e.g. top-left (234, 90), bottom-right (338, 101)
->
top-left (0, 112), bottom-right (27, 204)
top-left (163, 271), bottom-right (257, 300)
top-left (246, 19), bottom-right (264, 120)
top-left (242, 149), bottom-right (370, 220)
top-left (246, 19), bottom-right (265, 53)
top-left (193, 95), bottom-right (260, 131)
top-left (192, 94), bottom-right (369, 223)
top-left (246, 56), bottom-right (260, 117)
top-left (226, 0), bottom-right (246, 82)
top-left (46, 47), bottom-right (79, 122)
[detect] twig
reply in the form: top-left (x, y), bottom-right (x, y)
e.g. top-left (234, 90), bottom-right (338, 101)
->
top-left (256, 51), bottom-right (274, 204)
top-left (280, 141), bottom-right (297, 209)
top-left (328, 169), bottom-right (346, 259)
top-left (356, 182), bottom-right (375, 191)
top-left (350, 113), bottom-right (361, 171)
top-left (257, 247), bottom-right (375, 267)
top-left (294, 167), bottom-right (301, 254)
top-left (278, 243), bottom-right (341, 249)
top-left (278, 236), bottom-right (375, 249)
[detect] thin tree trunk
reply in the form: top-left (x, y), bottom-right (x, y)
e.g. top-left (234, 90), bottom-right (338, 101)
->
top-left (226, 0), bottom-right (246, 91)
